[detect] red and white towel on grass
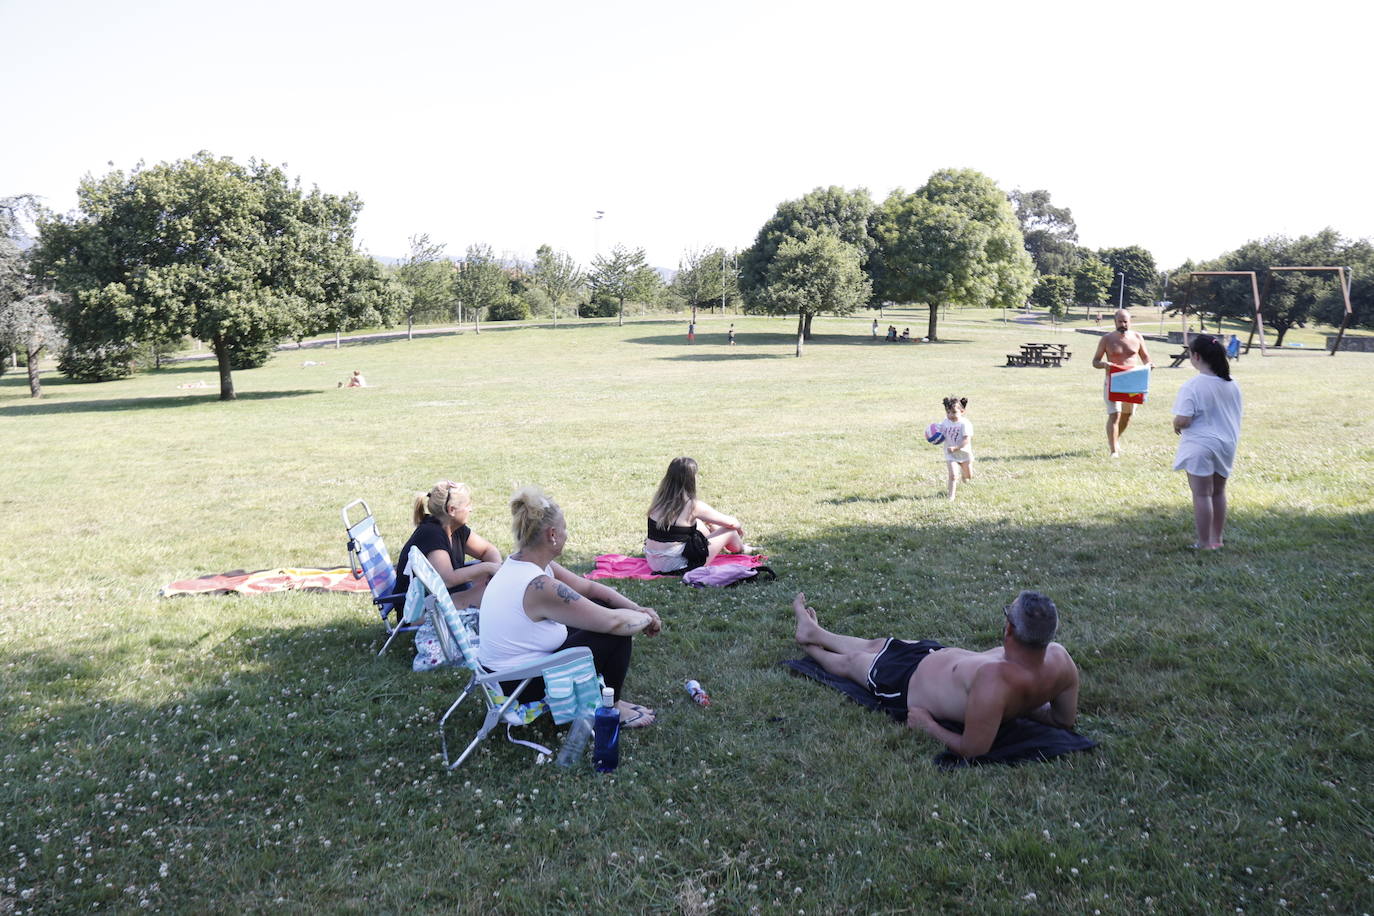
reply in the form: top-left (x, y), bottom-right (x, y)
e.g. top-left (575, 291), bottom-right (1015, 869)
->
top-left (585, 553), bottom-right (768, 581)
top-left (161, 567), bottom-right (373, 597)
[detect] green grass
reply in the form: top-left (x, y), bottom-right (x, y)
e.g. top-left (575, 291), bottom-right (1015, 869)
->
top-left (2, 309), bottom-right (1371, 913)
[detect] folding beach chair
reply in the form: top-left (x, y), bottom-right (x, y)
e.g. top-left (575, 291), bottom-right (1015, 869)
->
top-left (342, 498), bottom-right (417, 657)
top-left (399, 547), bottom-right (601, 769)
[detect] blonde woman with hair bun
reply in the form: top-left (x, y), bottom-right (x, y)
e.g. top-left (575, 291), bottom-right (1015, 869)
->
top-left (479, 485), bottom-right (662, 727)
top-left (391, 480), bottom-right (502, 620)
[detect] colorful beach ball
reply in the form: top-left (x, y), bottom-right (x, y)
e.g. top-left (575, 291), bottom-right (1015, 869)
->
top-left (926, 422), bottom-right (945, 444)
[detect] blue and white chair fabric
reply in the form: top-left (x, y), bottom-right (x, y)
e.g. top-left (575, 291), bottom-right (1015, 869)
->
top-left (342, 499), bottom-right (417, 657)
top-left (401, 547), bottom-right (601, 769)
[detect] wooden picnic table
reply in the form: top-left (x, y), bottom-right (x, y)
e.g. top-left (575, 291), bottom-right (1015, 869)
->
top-left (1007, 342), bottom-right (1071, 367)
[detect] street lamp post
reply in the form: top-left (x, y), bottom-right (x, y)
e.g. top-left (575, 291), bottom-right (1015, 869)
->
top-left (1117, 272), bottom-right (1125, 309)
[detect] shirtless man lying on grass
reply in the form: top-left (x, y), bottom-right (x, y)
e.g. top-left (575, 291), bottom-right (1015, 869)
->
top-left (792, 590), bottom-right (1080, 759)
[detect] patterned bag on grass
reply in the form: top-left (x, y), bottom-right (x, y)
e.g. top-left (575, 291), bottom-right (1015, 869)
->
top-left (542, 654), bottom-right (603, 724)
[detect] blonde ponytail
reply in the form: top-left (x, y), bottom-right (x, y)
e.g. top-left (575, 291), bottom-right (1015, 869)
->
top-left (414, 480), bottom-right (470, 526)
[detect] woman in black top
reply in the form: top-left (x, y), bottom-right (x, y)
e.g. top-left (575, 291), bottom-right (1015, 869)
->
top-left (393, 480), bottom-right (502, 615)
top-left (643, 457), bottom-right (751, 574)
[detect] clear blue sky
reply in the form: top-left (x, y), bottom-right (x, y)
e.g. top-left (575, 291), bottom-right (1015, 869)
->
top-left (4, 0), bottom-right (1370, 271)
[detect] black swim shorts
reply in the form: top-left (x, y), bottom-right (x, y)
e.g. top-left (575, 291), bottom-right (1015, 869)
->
top-left (866, 638), bottom-right (946, 715)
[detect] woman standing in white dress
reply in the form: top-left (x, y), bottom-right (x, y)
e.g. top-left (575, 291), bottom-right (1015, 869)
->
top-left (1172, 335), bottom-right (1243, 550)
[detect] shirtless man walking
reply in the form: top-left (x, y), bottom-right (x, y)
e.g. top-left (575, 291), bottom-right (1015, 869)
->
top-left (791, 590), bottom-right (1079, 759)
top-left (1091, 308), bottom-right (1152, 457)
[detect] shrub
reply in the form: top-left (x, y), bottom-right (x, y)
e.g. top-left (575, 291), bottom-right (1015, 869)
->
top-left (58, 342), bottom-right (136, 382)
top-left (579, 294), bottom-right (619, 319)
top-left (487, 297), bottom-right (531, 322)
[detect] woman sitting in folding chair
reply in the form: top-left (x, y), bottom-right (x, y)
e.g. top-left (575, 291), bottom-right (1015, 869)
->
top-left (393, 481), bottom-right (503, 620)
top-left (480, 485), bottom-right (662, 728)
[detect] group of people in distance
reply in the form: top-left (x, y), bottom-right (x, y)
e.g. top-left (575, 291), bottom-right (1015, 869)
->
top-left (872, 318), bottom-right (919, 342)
top-left (1092, 308), bottom-right (1243, 549)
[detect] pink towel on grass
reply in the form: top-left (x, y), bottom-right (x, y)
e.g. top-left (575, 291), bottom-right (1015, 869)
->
top-left (585, 553), bottom-right (767, 580)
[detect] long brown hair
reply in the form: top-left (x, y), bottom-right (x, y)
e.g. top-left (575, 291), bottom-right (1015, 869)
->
top-left (648, 456), bottom-right (698, 525)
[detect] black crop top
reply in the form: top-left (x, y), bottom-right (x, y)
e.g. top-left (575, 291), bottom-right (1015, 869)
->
top-left (647, 516), bottom-right (696, 543)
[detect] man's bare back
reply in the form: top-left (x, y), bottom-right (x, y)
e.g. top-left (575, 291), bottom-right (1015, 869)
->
top-left (907, 643), bottom-right (1077, 725)
top-left (793, 591), bottom-right (1080, 758)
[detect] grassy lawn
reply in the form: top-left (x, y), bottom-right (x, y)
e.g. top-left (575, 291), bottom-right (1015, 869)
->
top-left (1, 309), bottom-right (1371, 913)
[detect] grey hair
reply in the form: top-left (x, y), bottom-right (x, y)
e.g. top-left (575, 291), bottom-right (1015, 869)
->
top-left (1007, 590), bottom-right (1058, 648)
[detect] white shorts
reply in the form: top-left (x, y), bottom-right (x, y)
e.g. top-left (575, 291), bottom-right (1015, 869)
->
top-left (644, 541), bottom-right (687, 573)
top-left (945, 448), bottom-right (972, 464)
top-left (1104, 383), bottom-right (1138, 415)
top-left (1172, 438), bottom-right (1235, 478)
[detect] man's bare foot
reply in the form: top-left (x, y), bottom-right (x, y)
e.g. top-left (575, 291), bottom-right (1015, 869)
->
top-left (793, 592), bottom-right (819, 644)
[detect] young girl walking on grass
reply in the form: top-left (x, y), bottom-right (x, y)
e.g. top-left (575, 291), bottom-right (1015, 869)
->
top-left (936, 395), bottom-right (974, 500)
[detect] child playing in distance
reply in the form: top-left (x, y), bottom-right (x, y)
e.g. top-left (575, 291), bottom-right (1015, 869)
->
top-left (936, 395), bottom-right (974, 500)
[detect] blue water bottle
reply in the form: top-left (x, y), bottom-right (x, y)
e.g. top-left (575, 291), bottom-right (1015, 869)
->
top-left (592, 686), bottom-right (620, 773)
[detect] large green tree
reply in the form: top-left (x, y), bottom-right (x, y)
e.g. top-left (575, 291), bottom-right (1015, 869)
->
top-left (452, 243), bottom-right (510, 334)
top-left (1011, 188), bottom-right (1079, 276)
top-left (738, 186), bottom-right (876, 307)
top-left (36, 152), bottom-right (399, 400)
top-left (672, 247), bottom-right (738, 322)
top-left (1073, 255), bottom-right (1113, 310)
top-left (759, 232), bottom-right (871, 357)
top-left (1030, 274), bottom-right (1073, 321)
top-left (870, 169), bottom-right (1035, 340)
top-left (589, 244), bottom-right (650, 326)
top-left (1098, 245), bottom-right (1158, 309)
top-left (394, 233), bottom-right (452, 331)
top-left (531, 245), bottom-right (583, 326)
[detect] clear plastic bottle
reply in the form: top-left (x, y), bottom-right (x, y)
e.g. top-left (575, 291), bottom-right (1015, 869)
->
top-left (555, 716), bottom-right (593, 768)
top-left (592, 687), bottom-right (620, 773)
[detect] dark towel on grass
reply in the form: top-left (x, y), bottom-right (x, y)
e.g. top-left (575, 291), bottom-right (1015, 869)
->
top-left (781, 657), bottom-right (1097, 769)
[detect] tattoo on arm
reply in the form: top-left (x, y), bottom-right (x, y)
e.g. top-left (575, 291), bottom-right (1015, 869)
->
top-left (530, 577), bottom-right (547, 591)
top-left (554, 583), bottom-right (579, 604)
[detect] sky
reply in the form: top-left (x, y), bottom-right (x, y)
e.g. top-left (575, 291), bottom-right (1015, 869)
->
top-left (3, 0), bottom-right (1371, 272)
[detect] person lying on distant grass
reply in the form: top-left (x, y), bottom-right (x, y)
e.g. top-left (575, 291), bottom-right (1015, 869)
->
top-left (791, 590), bottom-right (1080, 759)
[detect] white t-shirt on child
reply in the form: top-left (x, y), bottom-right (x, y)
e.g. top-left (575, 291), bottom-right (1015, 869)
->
top-left (936, 417), bottom-right (973, 461)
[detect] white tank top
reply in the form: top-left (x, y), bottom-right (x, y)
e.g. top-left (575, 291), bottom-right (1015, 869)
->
top-left (478, 557), bottom-right (568, 671)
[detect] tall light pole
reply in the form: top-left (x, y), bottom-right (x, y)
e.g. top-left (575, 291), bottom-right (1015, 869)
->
top-left (720, 250), bottom-right (734, 314)
top-left (1117, 272), bottom-right (1125, 309)
top-left (593, 210), bottom-right (604, 259)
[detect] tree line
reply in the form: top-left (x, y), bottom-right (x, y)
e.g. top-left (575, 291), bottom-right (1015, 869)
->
top-left (4, 152), bottom-right (1372, 398)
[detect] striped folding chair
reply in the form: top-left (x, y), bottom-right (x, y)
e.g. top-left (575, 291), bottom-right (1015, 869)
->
top-left (400, 547), bottom-right (600, 769)
top-left (342, 499), bottom-right (419, 657)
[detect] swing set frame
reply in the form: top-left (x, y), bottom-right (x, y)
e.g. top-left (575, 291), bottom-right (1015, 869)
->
top-left (1178, 267), bottom-right (1354, 356)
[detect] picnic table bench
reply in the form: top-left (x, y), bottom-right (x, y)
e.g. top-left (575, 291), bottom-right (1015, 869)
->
top-left (1168, 349), bottom-right (1190, 368)
top-left (1006, 343), bottom-right (1071, 367)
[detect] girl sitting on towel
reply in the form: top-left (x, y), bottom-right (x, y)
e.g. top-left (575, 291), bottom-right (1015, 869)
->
top-left (644, 456), bottom-right (752, 574)
top-left (393, 481), bottom-right (502, 617)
